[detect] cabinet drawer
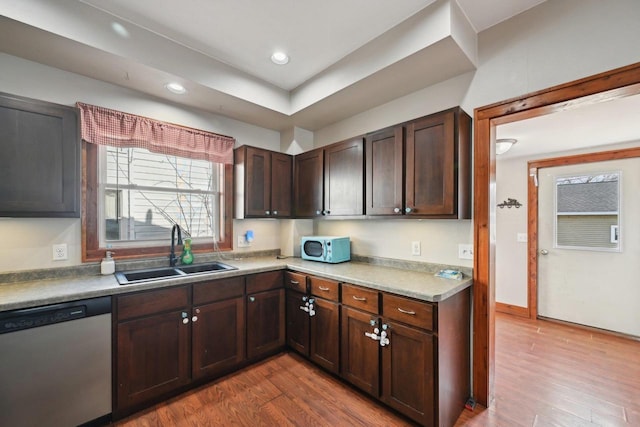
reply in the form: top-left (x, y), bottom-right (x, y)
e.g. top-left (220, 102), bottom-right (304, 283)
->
top-left (193, 277), bottom-right (245, 305)
top-left (342, 283), bottom-right (378, 314)
top-left (284, 271), bottom-right (307, 293)
top-left (246, 270), bottom-right (284, 294)
top-left (117, 286), bottom-right (189, 321)
top-left (382, 293), bottom-right (434, 331)
top-left (309, 276), bottom-right (339, 301)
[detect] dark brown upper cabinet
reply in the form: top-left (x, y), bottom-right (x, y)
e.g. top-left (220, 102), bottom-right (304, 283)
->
top-left (293, 138), bottom-right (364, 218)
top-left (365, 126), bottom-right (404, 216)
top-left (234, 145), bottom-right (292, 218)
top-left (366, 108), bottom-right (471, 219)
top-left (0, 92), bottom-right (80, 217)
top-left (323, 137), bottom-right (364, 216)
top-left (293, 147), bottom-right (324, 217)
top-left (405, 108), bottom-right (471, 219)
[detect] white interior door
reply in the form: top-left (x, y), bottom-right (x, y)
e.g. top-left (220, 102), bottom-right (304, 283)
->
top-left (538, 158), bottom-right (640, 337)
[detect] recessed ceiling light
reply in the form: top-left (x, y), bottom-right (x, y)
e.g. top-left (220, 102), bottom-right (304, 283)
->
top-left (111, 22), bottom-right (130, 38)
top-left (270, 51), bottom-right (289, 65)
top-left (165, 82), bottom-right (187, 94)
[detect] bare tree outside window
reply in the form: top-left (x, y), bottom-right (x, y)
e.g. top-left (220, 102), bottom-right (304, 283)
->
top-left (101, 146), bottom-right (222, 244)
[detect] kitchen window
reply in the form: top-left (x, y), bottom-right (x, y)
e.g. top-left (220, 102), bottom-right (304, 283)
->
top-left (554, 172), bottom-right (621, 251)
top-left (100, 146), bottom-right (223, 245)
top-left (80, 103), bottom-right (234, 262)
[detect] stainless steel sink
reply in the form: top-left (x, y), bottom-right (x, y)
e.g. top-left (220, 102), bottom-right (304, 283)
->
top-left (115, 262), bottom-right (237, 285)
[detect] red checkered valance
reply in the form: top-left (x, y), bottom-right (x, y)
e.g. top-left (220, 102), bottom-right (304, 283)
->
top-left (77, 102), bottom-right (235, 164)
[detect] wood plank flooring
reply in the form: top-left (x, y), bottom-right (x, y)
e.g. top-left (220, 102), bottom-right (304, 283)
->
top-left (457, 313), bottom-right (640, 427)
top-left (113, 313), bottom-right (640, 426)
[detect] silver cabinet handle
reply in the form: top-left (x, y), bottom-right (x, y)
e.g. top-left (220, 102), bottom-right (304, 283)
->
top-left (195, 308), bottom-right (201, 314)
top-left (352, 295), bottom-right (367, 301)
top-left (394, 207), bottom-right (401, 213)
top-left (181, 312), bottom-right (188, 324)
top-left (540, 249), bottom-right (549, 255)
top-left (290, 280), bottom-right (300, 285)
top-left (265, 210), bottom-right (270, 215)
top-left (192, 316), bottom-right (198, 322)
top-left (273, 210), bottom-right (278, 215)
top-left (182, 318), bottom-right (189, 324)
top-left (405, 207), bottom-right (413, 213)
top-left (397, 307), bottom-right (416, 315)
top-left (316, 210), bottom-right (321, 215)
top-left (318, 286), bottom-right (330, 291)
top-left (249, 296), bottom-right (255, 302)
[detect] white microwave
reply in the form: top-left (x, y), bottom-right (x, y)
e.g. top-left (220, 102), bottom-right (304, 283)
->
top-left (301, 236), bottom-right (350, 264)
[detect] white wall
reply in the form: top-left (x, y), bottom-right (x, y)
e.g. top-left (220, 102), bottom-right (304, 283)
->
top-left (314, 0), bottom-right (640, 268)
top-left (0, 53), bottom-right (282, 272)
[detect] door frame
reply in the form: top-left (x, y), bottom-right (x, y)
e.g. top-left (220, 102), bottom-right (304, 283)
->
top-left (528, 148), bottom-right (640, 320)
top-left (472, 61), bottom-right (640, 406)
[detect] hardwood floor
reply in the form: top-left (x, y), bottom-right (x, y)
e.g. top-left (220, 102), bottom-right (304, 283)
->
top-left (457, 313), bottom-right (640, 427)
top-left (113, 313), bottom-right (640, 427)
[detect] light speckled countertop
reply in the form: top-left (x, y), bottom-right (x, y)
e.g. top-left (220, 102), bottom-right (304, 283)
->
top-left (0, 256), bottom-right (472, 311)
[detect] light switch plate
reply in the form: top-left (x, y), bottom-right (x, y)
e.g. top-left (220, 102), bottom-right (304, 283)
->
top-left (237, 236), bottom-right (251, 248)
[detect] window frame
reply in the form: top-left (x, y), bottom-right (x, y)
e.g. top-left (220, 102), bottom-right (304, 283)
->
top-left (553, 171), bottom-right (622, 253)
top-left (82, 142), bottom-right (233, 262)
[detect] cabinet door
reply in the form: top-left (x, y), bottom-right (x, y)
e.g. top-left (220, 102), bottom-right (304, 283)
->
top-left (406, 110), bottom-right (455, 216)
top-left (192, 297), bottom-right (245, 380)
top-left (0, 92), bottom-right (79, 217)
top-left (310, 298), bottom-right (340, 374)
top-left (116, 309), bottom-right (191, 411)
top-left (245, 146), bottom-right (271, 217)
top-left (366, 126), bottom-right (404, 216)
top-left (340, 306), bottom-right (380, 396)
top-left (285, 290), bottom-right (310, 356)
top-left (324, 138), bottom-right (364, 216)
top-left (271, 152), bottom-right (292, 217)
top-left (381, 321), bottom-right (435, 426)
top-left (246, 288), bottom-right (285, 360)
top-left (293, 148), bottom-right (324, 217)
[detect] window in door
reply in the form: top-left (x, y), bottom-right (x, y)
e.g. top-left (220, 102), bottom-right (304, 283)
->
top-left (554, 172), bottom-right (621, 251)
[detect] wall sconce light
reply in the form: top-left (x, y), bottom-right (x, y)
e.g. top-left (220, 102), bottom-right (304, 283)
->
top-left (496, 138), bottom-right (517, 155)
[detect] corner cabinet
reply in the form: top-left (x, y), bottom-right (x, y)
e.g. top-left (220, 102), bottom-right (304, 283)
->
top-left (366, 108), bottom-right (471, 219)
top-left (234, 145), bottom-right (292, 218)
top-left (0, 92), bottom-right (80, 217)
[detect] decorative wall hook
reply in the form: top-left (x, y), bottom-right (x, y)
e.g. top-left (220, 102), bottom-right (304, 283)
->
top-left (497, 198), bottom-right (522, 209)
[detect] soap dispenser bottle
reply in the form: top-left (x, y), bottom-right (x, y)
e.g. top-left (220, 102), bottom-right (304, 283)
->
top-left (181, 238), bottom-right (194, 265)
top-left (101, 251), bottom-right (115, 275)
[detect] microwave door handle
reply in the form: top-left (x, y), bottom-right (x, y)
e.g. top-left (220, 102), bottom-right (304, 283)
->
top-left (323, 241), bottom-right (327, 261)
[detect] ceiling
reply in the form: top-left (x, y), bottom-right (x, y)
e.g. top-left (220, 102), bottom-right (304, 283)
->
top-left (0, 0), bottom-right (547, 131)
top-left (496, 92), bottom-right (640, 160)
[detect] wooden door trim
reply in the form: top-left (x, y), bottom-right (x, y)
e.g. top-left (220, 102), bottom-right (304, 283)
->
top-left (473, 61), bottom-right (640, 406)
top-left (527, 147), bottom-right (640, 320)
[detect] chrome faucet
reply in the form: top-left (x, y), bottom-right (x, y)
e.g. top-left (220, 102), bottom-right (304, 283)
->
top-left (169, 224), bottom-right (182, 266)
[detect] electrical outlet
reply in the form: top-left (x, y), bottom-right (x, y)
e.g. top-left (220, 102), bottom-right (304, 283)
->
top-left (52, 243), bottom-right (68, 261)
top-left (411, 241), bottom-right (421, 256)
top-left (237, 236), bottom-right (251, 248)
top-left (458, 244), bottom-right (473, 260)
top-left (517, 233), bottom-right (528, 243)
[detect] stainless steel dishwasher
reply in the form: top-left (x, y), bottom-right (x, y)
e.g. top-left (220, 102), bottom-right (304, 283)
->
top-left (0, 296), bottom-right (112, 427)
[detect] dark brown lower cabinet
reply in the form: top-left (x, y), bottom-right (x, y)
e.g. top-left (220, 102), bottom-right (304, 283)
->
top-left (286, 290), bottom-right (310, 356)
top-left (340, 305), bottom-right (380, 396)
top-left (309, 297), bottom-right (340, 373)
top-left (116, 308), bottom-right (191, 412)
top-left (246, 288), bottom-right (285, 360)
top-left (381, 321), bottom-right (435, 426)
top-left (192, 297), bottom-right (245, 380)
